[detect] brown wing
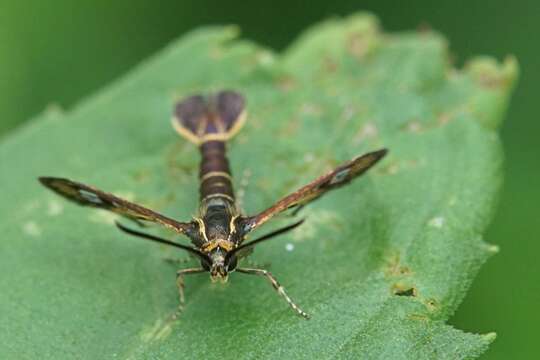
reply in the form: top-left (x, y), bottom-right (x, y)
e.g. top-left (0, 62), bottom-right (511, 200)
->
top-left (243, 149), bottom-right (388, 232)
top-left (172, 90), bottom-right (246, 145)
top-left (38, 177), bottom-right (192, 234)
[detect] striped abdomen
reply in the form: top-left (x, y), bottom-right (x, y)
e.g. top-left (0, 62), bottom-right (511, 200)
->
top-left (199, 140), bottom-right (234, 202)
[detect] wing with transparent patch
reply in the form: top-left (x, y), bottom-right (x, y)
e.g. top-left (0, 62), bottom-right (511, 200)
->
top-left (242, 149), bottom-right (388, 232)
top-left (38, 177), bottom-right (192, 233)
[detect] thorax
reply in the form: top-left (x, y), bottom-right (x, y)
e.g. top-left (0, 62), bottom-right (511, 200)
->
top-left (193, 197), bottom-right (241, 250)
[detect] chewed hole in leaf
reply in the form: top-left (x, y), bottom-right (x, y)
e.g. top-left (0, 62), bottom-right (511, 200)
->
top-left (392, 283), bottom-right (418, 297)
top-left (425, 298), bottom-right (440, 312)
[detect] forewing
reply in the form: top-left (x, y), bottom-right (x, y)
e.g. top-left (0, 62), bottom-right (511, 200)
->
top-left (243, 149), bottom-right (388, 232)
top-left (39, 177), bottom-right (192, 234)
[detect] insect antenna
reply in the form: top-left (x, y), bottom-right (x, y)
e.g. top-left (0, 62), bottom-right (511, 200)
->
top-left (227, 219), bottom-right (305, 261)
top-left (115, 221), bottom-right (209, 261)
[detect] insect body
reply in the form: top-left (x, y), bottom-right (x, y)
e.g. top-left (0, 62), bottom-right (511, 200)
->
top-left (39, 90), bottom-right (387, 319)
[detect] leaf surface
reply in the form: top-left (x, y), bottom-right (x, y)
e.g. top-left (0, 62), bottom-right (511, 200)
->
top-left (0, 13), bottom-right (517, 359)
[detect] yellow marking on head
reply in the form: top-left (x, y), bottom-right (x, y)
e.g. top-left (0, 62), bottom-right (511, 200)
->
top-left (201, 239), bottom-right (235, 253)
top-left (201, 241), bottom-right (218, 253)
top-left (219, 240), bottom-right (234, 252)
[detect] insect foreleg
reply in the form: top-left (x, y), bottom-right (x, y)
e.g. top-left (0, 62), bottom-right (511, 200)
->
top-left (237, 268), bottom-right (310, 319)
top-left (175, 268), bottom-right (206, 316)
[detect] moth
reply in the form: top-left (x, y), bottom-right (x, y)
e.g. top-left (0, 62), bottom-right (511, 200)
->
top-left (39, 90), bottom-right (387, 319)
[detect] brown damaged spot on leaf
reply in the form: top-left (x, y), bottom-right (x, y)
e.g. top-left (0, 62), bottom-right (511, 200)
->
top-left (402, 109), bottom-right (465, 134)
top-left (425, 298), bottom-right (439, 312)
top-left (465, 56), bottom-right (518, 89)
top-left (437, 112), bottom-right (453, 126)
top-left (377, 157), bottom-right (423, 176)
top-left (276, 75), bottom-right (296, 92)
top-left (384, 252), bottom-right (412, 277)
top-left (131, 169), bottom-right (152, 184)
top-left (345, 13), bottom-right (380, 60)
top-left (409, 313), bottom-right (430, 322)
top-left (279, 117), bottom-right (301, 137)
top-left (377, 161), bottom-right (400, 176)
top-left (323, 56), bottom-right (339, 73)
top-left (347, 32), bottom-right (371, 59)
top-left (392, 283), bottom-right (418, 297)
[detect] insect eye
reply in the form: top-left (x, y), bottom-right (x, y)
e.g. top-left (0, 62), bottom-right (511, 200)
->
top-left (200, 258), bottom-right (211, 271)
top-left (226, 255), bottom-right (238, 271)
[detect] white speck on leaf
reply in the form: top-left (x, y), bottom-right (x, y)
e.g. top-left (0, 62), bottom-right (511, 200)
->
top-left (341, 106), bottom-right (356, 121)
top-left (352, 122), bottom-right (378, 144)
top-left (428, 216), bottom-right (445, 228)
top-left (300, 103), bottom-right (322, 116)
top-left (406, 121), bottom-right (423, 133)
top-left (387, 163), bottom-right (400, 175)
top-left (47, 200), bottom-right (63, 216)
top-left (23, 221), bottom-right (42, 237)
top-left (257, 51), bottom-right (275, 66)
top-left (285, 243), bottom-right (295, 252)
top-left (304, 153), bottom-right (315, 163)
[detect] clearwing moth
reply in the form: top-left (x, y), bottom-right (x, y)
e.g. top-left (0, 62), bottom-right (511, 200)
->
top-left (39, 90), bottom-right (387, 319)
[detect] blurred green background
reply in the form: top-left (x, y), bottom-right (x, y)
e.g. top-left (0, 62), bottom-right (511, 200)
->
top-left (1, 1), bottom-right (537, 358)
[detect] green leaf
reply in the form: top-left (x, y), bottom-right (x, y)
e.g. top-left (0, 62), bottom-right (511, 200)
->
top-left (0, 13), bottom-right (517, 359)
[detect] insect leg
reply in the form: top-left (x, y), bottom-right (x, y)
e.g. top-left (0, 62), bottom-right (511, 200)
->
top-left (237, 268), bottom-right (310, 319)
top-left (243, 258), bottom-right (271, 269)
top-left (163, 256), bottom-right (194, 266)
top-left (176, 268), bottom-right (205, 309)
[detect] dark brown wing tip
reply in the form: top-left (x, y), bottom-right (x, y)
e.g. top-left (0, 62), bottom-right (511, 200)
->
top-left (38, 176), bottom-right (72, 187)
top-left (356, 148), bottom-right (388, 166)
top-left (38, 176), bottom-right (59, 187)
top-left (371, 148), bottom-right (389, 159)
